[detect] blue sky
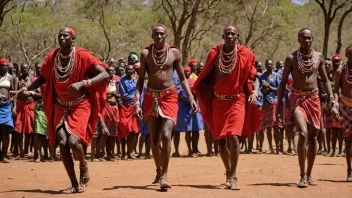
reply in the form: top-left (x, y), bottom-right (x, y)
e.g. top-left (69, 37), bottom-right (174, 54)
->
top-left (292, 0), bottom-right (309, 5)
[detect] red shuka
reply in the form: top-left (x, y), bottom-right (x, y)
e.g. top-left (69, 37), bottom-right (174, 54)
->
top-left (118, 104), bottom-right (139, 139)
top-left (192, 44), bottom-right (262, 139)
top-left (40, 48), bottom-right (107, 146)
top-left (14, 100), bottom-right (35, 134)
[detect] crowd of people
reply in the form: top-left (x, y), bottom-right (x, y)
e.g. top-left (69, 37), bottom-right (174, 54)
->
top-left (0, 25), bottom-right (351, 193)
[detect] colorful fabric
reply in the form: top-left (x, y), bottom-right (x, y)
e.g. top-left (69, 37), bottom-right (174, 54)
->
top-left (289, 89), bottom-right (321, 129)
top-left (283, 102), bottom-right (293, 126)
top-left (40, 47), bottom-right (108, 146)
top-left (324, 111), bottom-right (342, 129)
top-left (14, 100), bottom-right (35, 134)
top-left (192, 44), bottom-right (262, 139)
top-left (102, 102), bottom-right (119, 136)
top-left (143, 86), bottom-right (179, 125)
top-left (119, 75), bottom-right (136, 105)
top-left (0, 101), bottom-right (13, 132)
top-left (339, 100), bottom-right (352, 137)
top-left (262, 102), bottom-right (278, 128)
top-left (259, 71), bottom-right (278, 104)
top-left (34, 100), bottom-right (48, 135)
top-left (190, 73), bottom-right (198, 81)
top-left (118, 104), bottom-right (139, 139)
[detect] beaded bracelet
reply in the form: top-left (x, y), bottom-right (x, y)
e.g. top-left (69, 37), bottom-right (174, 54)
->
top-left (82, 79), bottom-right (92, 87)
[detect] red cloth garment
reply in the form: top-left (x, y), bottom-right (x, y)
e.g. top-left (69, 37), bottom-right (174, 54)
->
top-left (143, 86), bottom-right (178, 124)
top-left (339, 100), bottom-right (352, 137)
top-left (192, 44), bottom-right (262, 139)
top-left (289, 90), bottom-right (321, 129)
top-left (324, 111), bottom-right (342, 129)
top-left (283, 102), bottom-right (293, 126)
top-left (14, 100), bottom-right (35, 134)
top-left (40, 47), bottom-right (108, 146)
top-left (118, 104), bottom-right (139, 139)
top-left (102, 102), bottom-right (119, 136)
top-left (262, 102), bottom-right (278, 129)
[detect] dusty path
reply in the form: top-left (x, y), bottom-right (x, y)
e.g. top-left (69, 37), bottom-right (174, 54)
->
top-left (0, 133), bottom-right (350, 198)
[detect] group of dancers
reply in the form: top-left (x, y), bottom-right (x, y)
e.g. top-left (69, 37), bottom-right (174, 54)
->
top-left (0, 24), bottom-right (351, 193)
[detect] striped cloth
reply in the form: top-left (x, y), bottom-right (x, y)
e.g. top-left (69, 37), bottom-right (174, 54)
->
top-left (262, 102), bottom-right (278, 129)
top-left (283, 102), bottom-right (293, 126)
top-left (34, 100), bottom-right (47, 135)
top-left (94, 116), bottom-right (110, 137)
top-left (324, 111), bottom-right (342, 129)
top-left (339, 100), bottom-right (352, 137)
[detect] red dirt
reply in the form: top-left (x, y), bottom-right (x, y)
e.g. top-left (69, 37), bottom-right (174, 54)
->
top-left (0, 133), bottom-right (351, 198)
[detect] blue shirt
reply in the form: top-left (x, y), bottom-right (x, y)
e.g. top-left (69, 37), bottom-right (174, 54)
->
top-left (275, 68), bottom-right (292, 102)
top-left (119, 75), bottom-right (136, 105)
top-left (256, 72), bottom-right (264, 107)
top-left (173, 70), bottom-right (182, 93)
top-left (259, 71), bottom-right (278, 105)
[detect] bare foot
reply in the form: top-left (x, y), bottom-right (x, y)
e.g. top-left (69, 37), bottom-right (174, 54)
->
top-left (145, 154), bottom-right (152, 159)
top-left (160, 177), bottom-right (171, 189)
top-left (136, 154), bottom-right (143, 159)
top-left (62, 186), bottom-right (80, 194)
top-left (79, 161), bottom-right (90, 187)
top-left (347, 170), bottom-right (352, 182)
top-left (171, 152), bottom-right (181, 157)
top-left (206, 152), bottom-right (213, 157)
top-left (329, 152), bottom-right (337, 157)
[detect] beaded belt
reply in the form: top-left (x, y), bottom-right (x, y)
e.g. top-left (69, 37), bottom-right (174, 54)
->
top-left (146, 86), bottom-right (176, 98)
top-left (340, 94), bottom-right (352, 107)
top-left (292, 88), bottom-right (318, 96)
top-left (214, 91), bottom-right (243, 100)
top-left (56, 94), bottom-right (86, 107)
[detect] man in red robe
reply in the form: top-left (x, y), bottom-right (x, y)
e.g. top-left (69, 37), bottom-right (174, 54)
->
top-left (17, 26), bottom-right (108, 193)
top-left (193, 26), bottom-right (261, 190)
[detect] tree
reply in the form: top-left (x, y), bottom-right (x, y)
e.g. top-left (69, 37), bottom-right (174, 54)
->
top-left (336, 3), bottom-right (352, 54)
top-left (157, 0), bottom-right (222, 64)
top-left (314, 0), bottom-right (351, 57)
top-left (0, 0), bottom-right (18, 28)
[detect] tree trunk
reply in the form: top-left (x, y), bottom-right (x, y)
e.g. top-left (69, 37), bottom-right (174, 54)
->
top-left (181, 0), bottom-right (200, 65)
top-left (336, 6), bottom-right (352, 54)
top-left (323, 20), bottom-right (330, 58)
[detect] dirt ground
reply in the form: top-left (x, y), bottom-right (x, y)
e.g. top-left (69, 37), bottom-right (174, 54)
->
top-left (0, 132), bottom-right (351, 198)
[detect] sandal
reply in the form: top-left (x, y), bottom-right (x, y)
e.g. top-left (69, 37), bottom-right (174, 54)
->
top-left (160, 177), bottom-right (171, 189)
top-left (62, 186), bottom-right (79, 194)
top-left (79, 160), bottom-right (90, 187)
top-left (307, 176), bottom-right (317, 186)
top-left (297, 176), bottom-right (308, 188)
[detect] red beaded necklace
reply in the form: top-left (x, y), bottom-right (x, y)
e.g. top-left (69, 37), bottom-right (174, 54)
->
top-left (219, 44), bottom-right (237, 74)
top-left (344, 63), bottom-right (352, 84)
top-left (152, 44), bottom-right (169, 69)
top-left (297, 48), bottom-right (316, 73)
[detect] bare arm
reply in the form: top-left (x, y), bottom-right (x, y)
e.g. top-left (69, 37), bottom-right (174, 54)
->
top-left (88, 64), bottom-right (109, 86)
top-left (318, 54), bottom-right (333, 102)
top-left (277, 56), bottom-right (293, 106)
top-left (333, 67), bottom-right (342, 103)
top-left (26, 75), bottom-right (47, 91)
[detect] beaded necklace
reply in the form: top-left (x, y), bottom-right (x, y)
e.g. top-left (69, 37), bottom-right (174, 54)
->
top-left (54, 47), bottom-right (75, 83)
top-left (152, 44), bottom-right (169, 69)
top-left (344, 63), bottom-right (352, 84)
top-left (297, 48), bottom-right (316, 73)
top-left (218, 44), bottom-right (237, 74)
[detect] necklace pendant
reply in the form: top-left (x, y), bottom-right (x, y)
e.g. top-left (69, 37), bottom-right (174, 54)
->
top-left (160, 65), bottom-right (163, 69)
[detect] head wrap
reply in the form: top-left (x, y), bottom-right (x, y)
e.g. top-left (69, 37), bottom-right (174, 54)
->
top-left (62, 26), bottom-right (76, 37)
top-left (184, 66), bottom-right (191, 72)
top-left (0, 58), bottom-right (10, 65)
top-left (298, 28), bottom-right (312, 38)
top-left (346, 46), bottom-right (352, 53)
top-left (119, 57), bottom-right (124, 61)
top-left (133, 63), bottom-right (140, 69)
top-left (152, 24), bottom-right (168, 34)
top-left (188, 58), bottom-right (197, 66)
top-left (129, 54), bottom-right (139, 62)
top-left (224, 25), bottom-right (239, 35)
top-left (332, 54), bottom-right (342, 61)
